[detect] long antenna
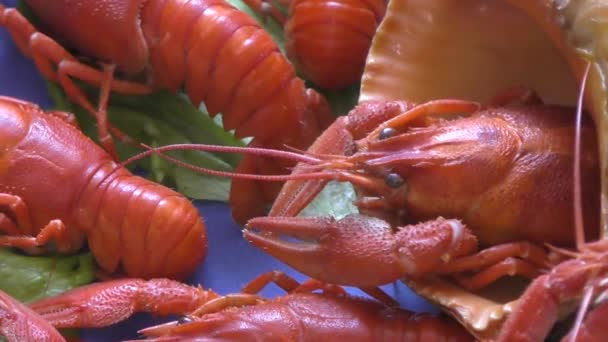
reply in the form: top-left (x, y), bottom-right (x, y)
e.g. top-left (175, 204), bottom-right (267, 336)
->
top-left (574, 61), bottom-right (591, 250)
top-left (121, 143), bottom-right (323, 169)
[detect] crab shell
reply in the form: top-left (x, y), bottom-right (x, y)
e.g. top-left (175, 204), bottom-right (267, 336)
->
top-left (359, 0), bottom-right (607, 339)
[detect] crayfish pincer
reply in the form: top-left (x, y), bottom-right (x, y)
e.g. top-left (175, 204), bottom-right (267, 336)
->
top-left (243, 88), bottom-right (601, 289)
top-left (0, 96), bottom-right (207, 280)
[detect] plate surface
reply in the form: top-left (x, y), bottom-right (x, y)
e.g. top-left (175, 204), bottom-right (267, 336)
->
top-left (0, 0), bottom-right (435, 340)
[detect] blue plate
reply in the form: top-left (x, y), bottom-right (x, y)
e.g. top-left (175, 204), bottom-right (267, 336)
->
top-left (0, 0), bottom-right (435, 340)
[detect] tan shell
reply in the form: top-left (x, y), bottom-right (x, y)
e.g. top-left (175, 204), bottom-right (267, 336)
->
top-left (360, 0), bottom-right (608, 339)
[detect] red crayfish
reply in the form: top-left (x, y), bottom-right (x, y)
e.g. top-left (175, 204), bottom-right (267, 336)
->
top-left (0, 96), bottom-right (207, 280)
top-left (243, 0), bottom-right (388, 90)
top-left (240, 88), bottom-right (600, 289)
top-left (0, 271), bottom-right (474, 341)
top-left (142, 87), bottom-right (600, 292)
top-left (134, 85), bottom-right (602, 339)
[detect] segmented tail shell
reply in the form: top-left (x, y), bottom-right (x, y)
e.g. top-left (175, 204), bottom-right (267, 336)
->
top-left (285, 0), bottom-right (387, 90)
top-left (141, 0), bottom-right (332, 141)
top-left (76, 162), bottom-right (207, 280)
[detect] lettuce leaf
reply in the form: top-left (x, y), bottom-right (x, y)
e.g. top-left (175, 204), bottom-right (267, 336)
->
top-left (0, 249), bottom-right (95, 303)
top-left (47, 84), bottom-right (240, 202)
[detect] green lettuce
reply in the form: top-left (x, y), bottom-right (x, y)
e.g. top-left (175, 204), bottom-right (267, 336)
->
top-left (0, 249), bottom-right (95, 303)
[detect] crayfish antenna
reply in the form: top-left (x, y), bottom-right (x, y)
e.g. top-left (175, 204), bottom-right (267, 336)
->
top-left (569, 60), bottom-right (592, 342)
top-left (116, 143), bottom-right (334, 182)
top-left (117, 143), bottom-right (393, 195)
top-left (126, 143), bottom-right (323, 167)
top-left (573, 61), bottom-right (592, 252)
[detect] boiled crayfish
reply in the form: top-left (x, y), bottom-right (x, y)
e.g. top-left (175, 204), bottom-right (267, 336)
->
top-left (0, 271), bottom-right (473, 341)
top-left (240, 88), bottom-right (600, 291)
top-left (127, 84), bottom-right (601, 339)
top-left (0, 96), bottom-right (207, 280)
top-left (133, 86), bottom-right (600, 299)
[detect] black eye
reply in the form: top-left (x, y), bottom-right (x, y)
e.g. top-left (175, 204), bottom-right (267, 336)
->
top-left (177, 315), bottom-right (194, 325)
top-left (379, 127), bottom-right (396, 140)
top-left (385, 173), bottom-right (404, 188)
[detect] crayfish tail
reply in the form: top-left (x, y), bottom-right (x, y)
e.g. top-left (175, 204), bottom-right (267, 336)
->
top-left (75, 161), bottom-right (207, 280)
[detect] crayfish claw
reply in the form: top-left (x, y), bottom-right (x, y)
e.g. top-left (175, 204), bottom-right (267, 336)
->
top-left (246, 216), bottom-right (332, 239)
top-left (245, 214), bottom-right (405, 287)
top-left (244, 217), bottom-right (332, 261)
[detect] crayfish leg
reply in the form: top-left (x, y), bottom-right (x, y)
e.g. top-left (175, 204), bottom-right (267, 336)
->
top-left (433, 241), bottom-right (549, 291)
top-left (240, 270), bottom-right (357, 301)
top-left (496, 273), bottom-right (561, 342)
top-left (0, 289), bottom-right (65, 342)
top-left (29, 278), bottom-right (219, 329)
top-left (0, 219), bottom-right (77, 254)
top-left (0, 193), bottom-right (34, 235)
top-left (0, 193), bottom-right (81, 254)
top-left (0, 7), bottom-right (150, 159)
top-left (241, 270), bottom-right (302, 294)
top-left (190, 294), bottom-right (265, 317)
top-left (454, 257), bottom-right (541, 291)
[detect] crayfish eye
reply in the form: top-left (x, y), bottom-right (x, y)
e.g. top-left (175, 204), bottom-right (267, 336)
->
top-left (385, 172), bottom-right (404, 188)
top-left (177, 315), bottom-right (194, 325)
top-left (379, 127), bottom-right (397, 140)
